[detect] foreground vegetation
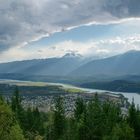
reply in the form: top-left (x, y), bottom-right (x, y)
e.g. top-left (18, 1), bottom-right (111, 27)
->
top-left (1, 88), bottom-right (140, 140)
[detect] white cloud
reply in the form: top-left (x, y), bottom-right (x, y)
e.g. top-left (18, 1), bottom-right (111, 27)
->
top-left (1, 34), bottom-right (140, 62)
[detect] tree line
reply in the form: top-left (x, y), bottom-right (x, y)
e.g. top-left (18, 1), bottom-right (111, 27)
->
top-left (0, 87), bottom-right (140, 140)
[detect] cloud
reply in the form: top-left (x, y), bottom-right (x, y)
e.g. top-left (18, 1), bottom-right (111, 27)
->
top-left (40, 35), bottom-right (140, 58)
top-left (1, 34), bottom-right (140, 62)
top-left (87, 35), bottom-right (140, 56)
top-left (0, 0), bottom-right (140, 52)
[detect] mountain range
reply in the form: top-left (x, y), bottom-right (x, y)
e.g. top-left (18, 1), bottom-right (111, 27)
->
top-left (0, 52), bottom-right (84, 76)
top-left (0, 50), bottom-right (140, 83)
top-left (70, 50), bottom-right (140, 77)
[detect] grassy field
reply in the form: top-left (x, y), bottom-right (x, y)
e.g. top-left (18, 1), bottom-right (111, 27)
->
top-left (62, 87), bottom-right (83, 93)
top-left (0, 79), bottom-right (84, 96)
top-left (0, 79), bottom-right (49, 87)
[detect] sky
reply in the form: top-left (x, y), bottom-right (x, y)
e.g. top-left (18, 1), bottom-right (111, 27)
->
top-left (0, 0), bottom-right (140, 62)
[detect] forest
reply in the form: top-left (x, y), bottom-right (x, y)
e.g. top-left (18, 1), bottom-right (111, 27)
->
top-left (0, 88), bottom-right (140, 140)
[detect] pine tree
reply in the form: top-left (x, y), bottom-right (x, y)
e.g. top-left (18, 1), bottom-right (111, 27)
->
top-left (0, 97), bottom-right (25, 140)
top-left (127, 99), bottom-right (140, 139)
top-left (11, 87), bottom-right (22, 112)
top-left (33, 107), bottom-right (44, 134)
top-left (74, 98), bottom-right (86, 121)
top-left (103, 122), bottom-right (135, 140)
top-left (11, 87), bottom-right (26, 131)
top-left (102, 100), bottom-right (122, 135)
top-left (86, 94), bottom-right (103, 140)
top-left (52, 96), bottom-right (66, 140)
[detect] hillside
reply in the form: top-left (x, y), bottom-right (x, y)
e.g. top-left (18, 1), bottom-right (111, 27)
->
top-left (0, 52), bottom-right (83, 76)
top-left (70, 50), bottom-right (140, 77)
top-left (80, 80), bottom-right (140, 93)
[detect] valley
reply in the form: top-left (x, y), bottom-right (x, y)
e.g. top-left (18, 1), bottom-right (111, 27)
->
top-left (1, 2), bottom-right (140, 139)
top-left (1, 51), bottom-right (140, 94)
top-left (1, 51), bottom-right (140, 108)
top-left (0, 79), bottom-right (130, 112)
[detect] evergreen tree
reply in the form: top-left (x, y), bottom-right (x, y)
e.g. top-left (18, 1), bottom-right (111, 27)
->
top-left (73, 98), bottom-right (87, 140)
top-left (11, 87), bottom-right (22, 112)
top-left (102, 100), bottom-right (122, 135)
top-left (63, 117), bottom-right (77, 140)
top-left (0, 97), bottom-right (25, 140)
top-left (127, 99), bottom-right (140, 139)
top-left (85, 94), bottom-right (103, 140)
top-left (52, 96), bottom-right (66, 140)
top-left (103, 122), bottom-right (135, 140)
top-left (2, 87), bottom-right (140, 140)
top-left (11, 87), bottom-right (26, 130)
top-left (33, 107), bottom-right (44, 134)
top-left (26, 107), bottom-right (34, 131)
top-left (74, 98), bottom-right (86, 121)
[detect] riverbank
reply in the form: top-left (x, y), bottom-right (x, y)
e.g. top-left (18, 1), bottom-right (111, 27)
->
top-left (0, 79), bottom-right (139, 105)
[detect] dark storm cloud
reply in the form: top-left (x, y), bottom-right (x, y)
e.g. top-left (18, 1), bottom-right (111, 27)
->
top-left (0, 0), bottom-right (140, 51)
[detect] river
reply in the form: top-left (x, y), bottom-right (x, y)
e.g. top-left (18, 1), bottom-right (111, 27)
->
top-left (0, 79), bottom-right (140, 105)
top-left (57, 83), bottom-right (140, 105)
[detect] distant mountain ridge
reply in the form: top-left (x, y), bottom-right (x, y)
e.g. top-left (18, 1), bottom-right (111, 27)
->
top-left (70, 50), bottom-right (140, 77)
top-left (0, 52), bottom-right (84, 76)
top-left (0, 50), bottom-right (140, 81)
